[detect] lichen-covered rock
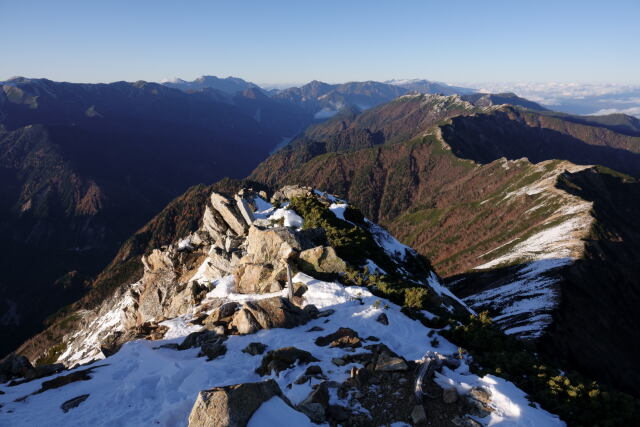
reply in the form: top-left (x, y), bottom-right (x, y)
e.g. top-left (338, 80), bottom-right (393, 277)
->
top-left (298, 245), bottom-right (348, 277)
top-left (188, 379), bottom-right (286, 427)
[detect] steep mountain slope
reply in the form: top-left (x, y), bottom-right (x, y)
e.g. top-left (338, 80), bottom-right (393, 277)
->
top-left (2, 186), bottom-right (570, 426)
top-left (442, 106), bottom-right (640, 176)
top-left (248, 95), bottom-right (640, 396)
top-left (0, 78), bottom-right (281, 357)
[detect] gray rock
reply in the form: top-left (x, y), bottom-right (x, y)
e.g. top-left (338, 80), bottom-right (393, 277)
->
top-left (298, 381), bottom-right (329, 423)
top-left (188, 379), bottom-right (287, 427)
top-left (234, 194), bottom-right (256, 226)
top-left (375, 312), bottom-right (389, 325)
top-left (231, 309), bottom-right (261, 335)
top-left (297, 401), bottom-right (325, 423)
top-left (332, 357), bottom-right (346, 366)
top-left (210, 192), bottom-right (248, 236)
top-left (61, 394), bottom-right (90, 413)
top-left (204, 302), bottom-right (239, 326)
top-left (242, 342), bottom-right (267, 356)
top-left (230, 297), bottom-right (311, 334)
top-left (199, 337), bottom-right (227, 360)
top-left (375, 352), bottom-right (408, 371)
top-left (256, 347), bottom-right (319, 376)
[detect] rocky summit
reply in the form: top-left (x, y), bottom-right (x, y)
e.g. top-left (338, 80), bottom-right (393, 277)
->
top-left (0, 186), bottom-right (565, 426)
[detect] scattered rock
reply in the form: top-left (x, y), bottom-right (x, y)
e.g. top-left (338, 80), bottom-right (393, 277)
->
top-left (178, 330), bottom-right (221, 350)
top-left (442, 386), bottom-right (458, 404)
top-left (375, 352), bottom-right (408, 372)
top-left (411, 404), bottom-right (427, 425)
top-left (199, 337), bottom-right (227, 360)
top-left (306, 326), bottom-right (324, 332)
top-left (363, 344), bottom-right (409, 372)
top-left (230, 309), bottom-right (261, 335)
top-left (256, 347), bottom-right (319, 376)
top-left (304, 365), bottom-right (323, 376)
top-left (293, 282), bottom-right (308, 297)
top-left (36, 365), bottom-right (105, 394)
top-left (178, 330), bottom-right (227, 360)
top-left (242, 342), bottom-right (267, 356)
top-left (298, 382), bottom-right (330, 423)
top-left (315, 327), bottom-right (361, 348)
top-left (365, 335), bottom-right (380, 342)
top-left (188, 379), bottom-right (287, 427)
top-left (467, 386), bottom-right (493, 418)
top-left (203, 302), bottom-right (239, 326)
top-left (375, 313), bottom-right (389, 325)
top-left (61, 394), bottom-right (90, 413)
top-left (316, 309), bottom-right (335, 318)
top-left (332, 358), bottom-right (346, 366)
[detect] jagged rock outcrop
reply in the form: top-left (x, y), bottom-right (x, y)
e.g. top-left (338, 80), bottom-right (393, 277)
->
top-left (233, 226), bottom-right (311, 293)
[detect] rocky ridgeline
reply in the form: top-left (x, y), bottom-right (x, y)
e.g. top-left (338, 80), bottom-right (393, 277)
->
top-left (45, 185), bottom-right (462, 368)
top-left (0, 186), bottom-right (563, 426)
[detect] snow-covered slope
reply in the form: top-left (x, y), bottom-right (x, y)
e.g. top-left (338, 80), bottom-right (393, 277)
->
top-left (0, 186), bottom-right (564, 426)
top-left (0, 271), bottom-right (562, 426)
top-left (453, 161), bottom-right (594, 339)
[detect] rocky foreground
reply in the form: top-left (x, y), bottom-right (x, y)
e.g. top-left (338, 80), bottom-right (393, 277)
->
top-left (0, 186), bottom-right (562, 426)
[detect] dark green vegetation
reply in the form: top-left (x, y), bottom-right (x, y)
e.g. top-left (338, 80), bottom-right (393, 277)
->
top-left (288, 195), bottom-right (385, 268)
top-left (445, 313), bottom-right (640, 427)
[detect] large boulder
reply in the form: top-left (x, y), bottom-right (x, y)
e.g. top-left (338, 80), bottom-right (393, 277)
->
top-left (271, 185), bottom-right (313, 204)
top-left (229, 297), bottom-right (313, 334)
top-left (210, 192), bottom-right (248, 237)
top-left (234, 226), bottom-right (309, 294)
top-left (188, 379), bottom-right (286, 427)
top-left (298, 246), bottom-right (348, 278)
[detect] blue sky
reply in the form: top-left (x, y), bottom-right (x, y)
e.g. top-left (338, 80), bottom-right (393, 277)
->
top-left (1, 0), bottom-right (639, 84)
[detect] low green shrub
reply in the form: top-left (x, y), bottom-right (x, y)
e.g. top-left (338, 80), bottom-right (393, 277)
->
top-left (444, 312), bottom-right (640, 426)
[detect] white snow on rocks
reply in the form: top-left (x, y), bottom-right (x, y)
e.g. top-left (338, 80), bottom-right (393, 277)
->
top-left (0, 273), bottom-right (563, 426)
top-left (464, 259), bottom-right (570, 339)
top-left (267, 208), bottom-right (304, 229)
